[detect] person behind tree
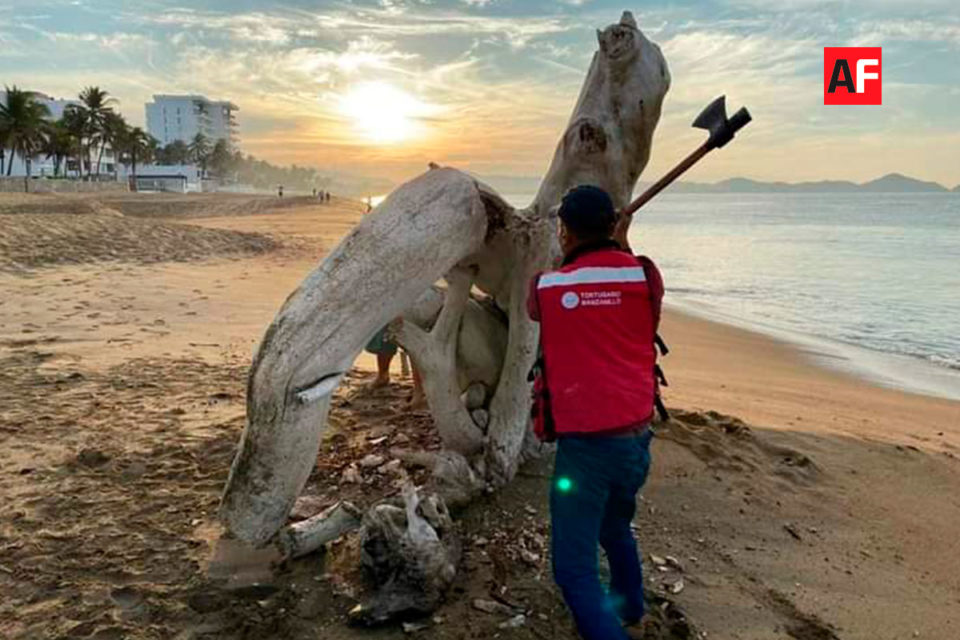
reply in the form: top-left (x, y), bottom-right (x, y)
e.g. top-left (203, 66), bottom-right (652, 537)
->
top-left (365, 326), bottom-right (425, 407)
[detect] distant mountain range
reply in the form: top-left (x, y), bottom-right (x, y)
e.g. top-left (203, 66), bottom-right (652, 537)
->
top-left (478, 172), bottom-right (959, 196)
top-left (667, 173), bottom-right (954, 194)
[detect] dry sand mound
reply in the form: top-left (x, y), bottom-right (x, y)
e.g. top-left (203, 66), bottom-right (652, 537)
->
top-left (0, 193), bottom-right (119, 216)
top-left (0, 213), bottom-right (278, 273)
top-left (93, 193), bottom-right (320, 219)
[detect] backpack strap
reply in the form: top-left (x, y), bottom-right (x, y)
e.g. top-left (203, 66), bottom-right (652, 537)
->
top-left (638, 254), bottom-right (670, 422)
top-left (635, 255), bottom-right (664, 331)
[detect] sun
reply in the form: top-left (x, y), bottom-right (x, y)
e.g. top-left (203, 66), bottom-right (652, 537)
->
top-left (338, 82), bottom-right (436, 144)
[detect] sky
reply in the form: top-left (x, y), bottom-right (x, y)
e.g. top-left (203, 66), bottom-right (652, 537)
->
top-left (2, 0), bottom-right (959, 189)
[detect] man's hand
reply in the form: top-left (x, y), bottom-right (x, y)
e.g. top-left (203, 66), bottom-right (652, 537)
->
top-left (613, 212), bottom-right (633, 253)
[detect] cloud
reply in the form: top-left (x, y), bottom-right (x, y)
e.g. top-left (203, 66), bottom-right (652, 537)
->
top-left (659, 29), bottom-right (820, 124)
top-left (131, 6), bottom-right (574, 50)
top-left (852, 19), bottom-right (960, 47)
top-left (39, 31), bottom-right (154, 50)
top-left (3, 1), bottom-right (957, 186)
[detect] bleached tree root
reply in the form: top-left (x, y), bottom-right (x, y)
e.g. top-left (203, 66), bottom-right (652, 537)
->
top-left (220, 11), bottom-right (672, 621)
top-left (392, 267), bottom-right (485, 455)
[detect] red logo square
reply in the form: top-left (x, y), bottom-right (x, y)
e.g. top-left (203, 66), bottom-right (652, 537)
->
top-left (824, 47), bottom-right (882, 105)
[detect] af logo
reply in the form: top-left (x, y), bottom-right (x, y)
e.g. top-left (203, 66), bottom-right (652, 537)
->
top-left (824, 47), bottom-right (882, 105)
top-left (561, 291), bottom-right (580, 309)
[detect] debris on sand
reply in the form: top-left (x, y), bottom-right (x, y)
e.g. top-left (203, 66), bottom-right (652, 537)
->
top-left (348, 485), bottom-right (460, 625)
top-left (641, 594), bottom-right (698, 639)
top-left (784, 523), bottom-right (803, 541)
top-left (381, 459), bottom-right (403, 475)
top-left (341, 465), bottom-right (362, 484)
top-left (499, 614), bottom-right (526, 629)
top-left (473, 598), bottom-right (515, 615)
top-left (76, 448), bottom-right (110, 468)
top-left (666, 577), bottom-right (685, 594)
top-left (402, 621), bottom-right (431, 633)
top-left (359, 453), bottom-right (386, 469)
top-left (289, 495), bottom-right (327, 521)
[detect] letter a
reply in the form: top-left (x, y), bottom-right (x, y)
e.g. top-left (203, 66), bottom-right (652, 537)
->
top-left (828, 59), bottom-right (855, 93)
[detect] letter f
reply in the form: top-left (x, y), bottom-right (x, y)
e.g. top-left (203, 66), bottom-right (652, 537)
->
top-left (856, 59), bottom-right (879, 93)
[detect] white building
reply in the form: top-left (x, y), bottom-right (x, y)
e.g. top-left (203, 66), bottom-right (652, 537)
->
top-left (0, 91), bottom-right (117, 178)
top-left (145, 95), bottom-right (239, 148)
top-left (133, 164), bottom-right (203, 193)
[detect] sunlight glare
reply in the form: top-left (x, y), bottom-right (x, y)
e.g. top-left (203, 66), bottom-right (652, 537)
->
top-left (338, 82), bottom-right (436, 144)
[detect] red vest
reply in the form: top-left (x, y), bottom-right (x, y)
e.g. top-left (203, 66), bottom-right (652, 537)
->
top-left (531, 245), bottom-right (662, 437)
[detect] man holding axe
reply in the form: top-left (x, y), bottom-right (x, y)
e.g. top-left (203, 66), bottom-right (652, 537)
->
top-left (529, 96), bottom-right (750, 639)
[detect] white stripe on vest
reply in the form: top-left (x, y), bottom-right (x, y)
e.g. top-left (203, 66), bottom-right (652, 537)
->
top-left (537, 266), bottom-right (647, 289)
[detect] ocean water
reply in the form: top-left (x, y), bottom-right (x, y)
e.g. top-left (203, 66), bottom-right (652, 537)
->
top-left (503, 192), bottom-right (960, 401)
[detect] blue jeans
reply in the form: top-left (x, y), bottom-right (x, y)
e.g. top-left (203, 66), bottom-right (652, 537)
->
top-left (551, 429), bottom-right (653, 640)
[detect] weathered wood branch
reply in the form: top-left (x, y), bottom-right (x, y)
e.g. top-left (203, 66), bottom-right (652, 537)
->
top-left (276, 500), bottom-right (362, 559)
top-left (220, 168), bottom-right (489, 546)
top-left (393, 268), bottom-right (485, 455)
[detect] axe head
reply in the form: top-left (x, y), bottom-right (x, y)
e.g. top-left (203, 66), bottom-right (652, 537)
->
top-left (693, 95), bottom-right (752, 149)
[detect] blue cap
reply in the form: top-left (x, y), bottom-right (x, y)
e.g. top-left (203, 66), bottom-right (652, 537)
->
top-left (558, 185), bottom-right (616, 237)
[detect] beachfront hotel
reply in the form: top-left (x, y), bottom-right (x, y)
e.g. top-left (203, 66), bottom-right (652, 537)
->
top-left (145, 94), bottom-right (239, 148)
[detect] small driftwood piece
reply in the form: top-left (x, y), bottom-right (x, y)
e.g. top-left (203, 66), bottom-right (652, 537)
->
top-left (276, 500), bottom-right (362, 559)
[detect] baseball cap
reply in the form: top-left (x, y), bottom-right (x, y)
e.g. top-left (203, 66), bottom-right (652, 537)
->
top-left (558, 185), bottom-right (617, 237)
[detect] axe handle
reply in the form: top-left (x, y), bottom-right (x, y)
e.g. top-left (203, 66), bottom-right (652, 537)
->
top-left (614, 140), bottom-right (711, 250)
top-left (623, 141), bottom-right (710, 218)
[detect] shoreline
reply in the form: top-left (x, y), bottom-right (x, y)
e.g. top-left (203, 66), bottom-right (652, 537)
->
top-left (660, 305), bottom-right (960, 453)
top-left (666, 297), bottom-right (960, 403)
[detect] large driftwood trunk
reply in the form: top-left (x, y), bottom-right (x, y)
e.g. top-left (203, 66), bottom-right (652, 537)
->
top-left (220, 10), bottom-right (670, 552)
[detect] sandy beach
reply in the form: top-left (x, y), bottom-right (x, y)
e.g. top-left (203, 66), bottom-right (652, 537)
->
top-left (1, 192), bottom-right (958, 640)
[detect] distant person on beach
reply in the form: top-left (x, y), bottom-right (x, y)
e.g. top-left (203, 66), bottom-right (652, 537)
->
top-left (278, 185), bottom-right (284, 198)
top-left (528, 185), bottom-right (664, 640)
top-left (366, 325), bottom-right (425, 407)
top-left (312, 188), bottom-right (317, 198)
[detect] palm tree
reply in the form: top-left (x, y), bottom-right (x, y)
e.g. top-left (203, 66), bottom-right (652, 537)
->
top-left (208, 138), bottom-right (232, 179)
top-left (117, 125), bottom-right (156, 178)
top-left (77, 86), bottom-right (116, 178)
top-left (0, 86), bottom-right (52, 177)
top-left (188, 132), bottom-right (211, 178)
top-left (102, 111), bottom-right (128, 179)
top-left (43, 119), bottom-right (74, 177)
top-left (160, 140), bottom-right (190, 165)
top-left (61, 105), bottom-right (88, 177)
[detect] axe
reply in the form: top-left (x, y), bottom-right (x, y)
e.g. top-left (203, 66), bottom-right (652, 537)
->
top-left (614, 95), bottom-right (752, 247)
